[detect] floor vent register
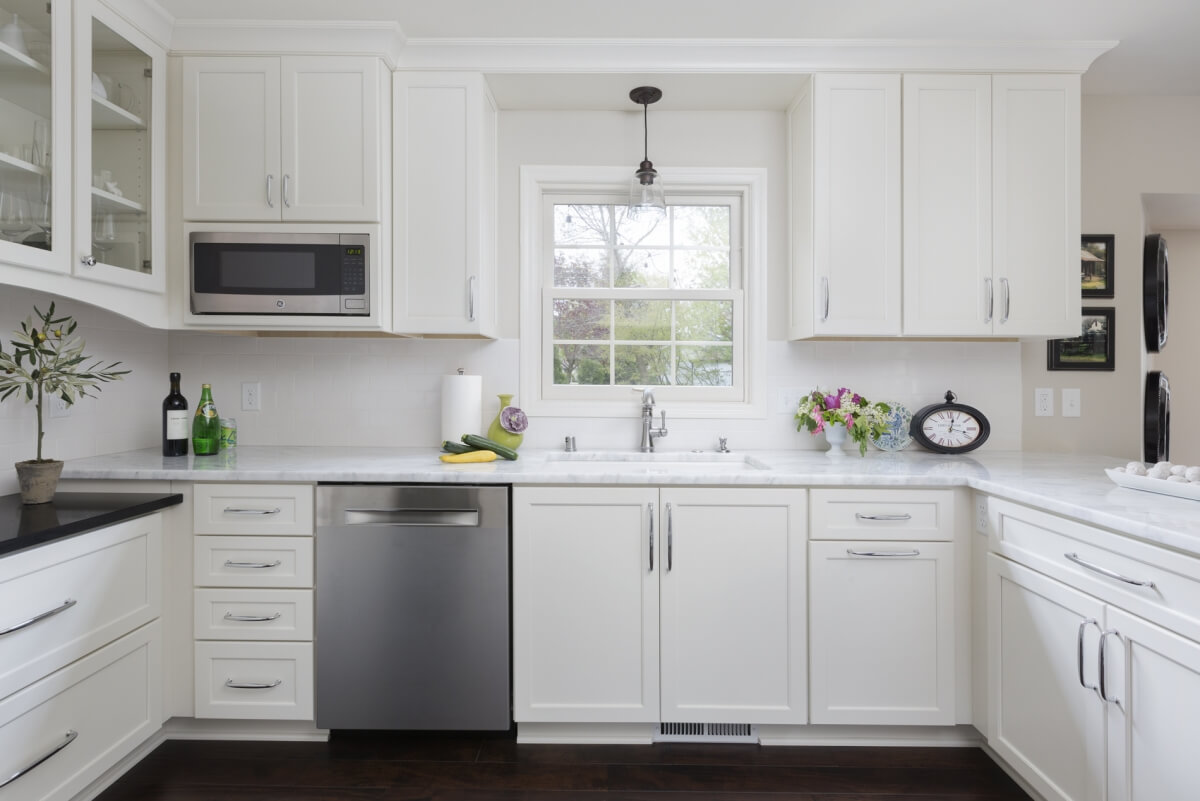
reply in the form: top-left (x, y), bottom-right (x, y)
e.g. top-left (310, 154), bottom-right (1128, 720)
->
top-left (655, 722), bottom-right (757, 743)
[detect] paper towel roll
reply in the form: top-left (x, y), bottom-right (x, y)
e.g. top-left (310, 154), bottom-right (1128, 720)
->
top-left (440, 372), bottom-right (482, 444)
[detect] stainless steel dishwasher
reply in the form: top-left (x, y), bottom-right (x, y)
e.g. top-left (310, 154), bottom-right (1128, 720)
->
top-left (315, 484), bottom-right (510, 730)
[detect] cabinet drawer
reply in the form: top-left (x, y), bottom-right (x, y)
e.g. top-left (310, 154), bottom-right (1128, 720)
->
top-left (194, 641), bottom-right (313, 720)
top-left (194, 536), bottom-right (313, 588)
top-left (194, 589), bottom-right (313, 641)
top-left (0, 517), bottom-right (161, 702)
top-left (989, 497), bottom-right (1200, 642)
top-left (0, 622), bottom-right (161, 801)
top-left (193, 484), bottom-right (313, 536)
top-left (810, 489), bottom-right (956, 540)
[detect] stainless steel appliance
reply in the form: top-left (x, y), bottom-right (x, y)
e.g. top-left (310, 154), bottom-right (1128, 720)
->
top-left (315, 484), bottom-right (510, 730)
top-left (190, 231), bottom-right (369, 315)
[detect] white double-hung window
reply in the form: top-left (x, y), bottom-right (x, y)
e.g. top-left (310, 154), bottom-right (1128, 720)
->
top-left (520, 167), bottom-right (766, 417)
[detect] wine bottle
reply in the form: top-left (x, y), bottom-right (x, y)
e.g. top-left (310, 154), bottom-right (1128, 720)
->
top-left (192, 384), bottom-right (221, 455)
top-left (162, 372), bottom-right (188, 456)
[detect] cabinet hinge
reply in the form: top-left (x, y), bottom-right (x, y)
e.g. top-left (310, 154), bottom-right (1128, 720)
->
top-left (144, 68), bottom-right (153, 78)
top-left (46, 2), bottom-right (52, 14)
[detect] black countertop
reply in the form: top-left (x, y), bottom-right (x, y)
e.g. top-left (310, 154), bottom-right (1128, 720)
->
top-left (0, 492), bottom-right (183, 558)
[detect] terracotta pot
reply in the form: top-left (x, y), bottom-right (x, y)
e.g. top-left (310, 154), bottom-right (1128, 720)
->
top-left (14, 459), bottom-right (64, 505)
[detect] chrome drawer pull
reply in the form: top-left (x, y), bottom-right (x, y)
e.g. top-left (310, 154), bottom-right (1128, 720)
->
top-left (666, 502), bottom-right (674, 572)
top-left (224, 612), bottom-right (282, 622)
top-left (0, 730), bottom-right (78, 788)
top-left (0, 598), bottom-right (77, 637)
top-left (1064, 552), bottom-right (1157, 589)
top-left (648, 502), bottom-right (655, 573)
top-left (224, 560), bottom-right (282, 569)
top-left (846, 549), bottom-right (921, 558)
top-left (1077, 618), bottom-right (1101, 695)
top-left (1098, 629), bottom-right (1122, 708)
top-left (225, 678), bottom-right (282, 689)
top-left (223, 507), bottom-right (282, 515)
top-left (854, 513), bottom-right (912, 522)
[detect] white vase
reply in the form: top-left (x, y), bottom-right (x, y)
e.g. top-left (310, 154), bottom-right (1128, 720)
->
top-left (823, 422), bottom-right (848, 457)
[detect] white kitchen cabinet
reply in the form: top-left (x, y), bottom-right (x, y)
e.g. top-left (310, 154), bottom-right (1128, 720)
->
top-left (992, 74), bottom-right (1080, 337)
top-left (901, 74), bottom-right (993, 336)
top-left (810, 541), bottom-right (955, 725)
top-left (182, 56), bottom-right (384, 223)
top-left (658, 488), bottom-right (807, 724)
top-left (392, 72), bottom-right (497, 337)
top-left (789, 73), bottom-right (901, 338)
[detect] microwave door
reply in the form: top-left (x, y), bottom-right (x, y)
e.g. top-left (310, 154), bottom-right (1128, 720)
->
top-left (191, 238), bottom-right (345, 314)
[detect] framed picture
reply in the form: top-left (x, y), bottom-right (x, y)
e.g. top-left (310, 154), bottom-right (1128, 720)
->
top-left (1081, 234), bottom-right (1115, 298)
top-left (1048, 307), bottom-right (1116, 371)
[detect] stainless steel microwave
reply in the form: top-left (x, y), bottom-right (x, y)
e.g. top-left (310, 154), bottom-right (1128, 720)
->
top-left (190, 232), bottom-right (369, 315)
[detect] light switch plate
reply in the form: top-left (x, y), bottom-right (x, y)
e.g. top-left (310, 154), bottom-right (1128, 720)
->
top-left (1062, 388), bottom-right (1081, 417)
top-left (1034, 388), bottom-right (1053, 417)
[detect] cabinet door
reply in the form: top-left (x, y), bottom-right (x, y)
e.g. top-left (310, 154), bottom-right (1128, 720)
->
top-left (659, 489), bottom-right (807, 724)
top-left (810, 540), bottom-right (955, 725)
top-left (393, 72), bottom-right (497, 336)
top-left (812, 73), bottom-right (901, 336)
top-left (182, 57), bottom-right (280, 221)
top-left (1106, 608), bottom-right (1200, 801)
top-left (513, 487), bottom-right (659, 723)
top-left (280, 57), bottom-right (380, 222)
top-left (988, 555), bottom-right (1107, 801)
top-left (901, 74), bottom-right (992, 336)
top-left (992, 74), bottom-right (1080, 337)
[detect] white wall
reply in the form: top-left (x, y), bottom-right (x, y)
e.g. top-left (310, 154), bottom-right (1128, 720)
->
top-left (0, 286), bottom-right (166, 495)
top-left (1022, 95), bottom-right (1200, 460)
top-left (1149, 228), bottom-right (1200, 463)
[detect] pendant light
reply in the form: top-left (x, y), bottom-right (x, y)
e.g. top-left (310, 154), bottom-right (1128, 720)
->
top-left (629, 86), bottom-right (666, 216)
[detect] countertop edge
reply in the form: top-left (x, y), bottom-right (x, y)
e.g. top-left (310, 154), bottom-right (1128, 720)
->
top-left (0, 493), bottom-right (184, 559)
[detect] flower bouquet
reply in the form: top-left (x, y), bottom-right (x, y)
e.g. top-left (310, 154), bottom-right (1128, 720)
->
top-left (794, 387), bottom-right (890, 456)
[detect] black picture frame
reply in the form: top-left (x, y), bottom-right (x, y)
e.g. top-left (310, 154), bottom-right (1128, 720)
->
top-left (1081, 234), bottom-right (1115, 298)
top-left (1047, 307), bottom-right (1116, 371)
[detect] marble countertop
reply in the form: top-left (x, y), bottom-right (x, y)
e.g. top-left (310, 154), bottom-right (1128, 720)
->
top-left (60, 446), bottom-right (1200, 557)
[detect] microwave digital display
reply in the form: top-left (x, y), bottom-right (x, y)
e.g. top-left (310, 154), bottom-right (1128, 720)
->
top-left (346, 247), bottom-right (364, 256)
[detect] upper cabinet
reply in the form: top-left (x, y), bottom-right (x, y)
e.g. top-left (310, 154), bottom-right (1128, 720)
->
top-left (182, 56), bottom-right (384, 223)
top-left (392, 72), bottom-right (497, 337)
top-left (790, 72), bottom-right (1081, 339)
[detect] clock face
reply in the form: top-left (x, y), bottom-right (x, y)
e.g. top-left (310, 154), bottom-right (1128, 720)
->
top-left (920, 409), bottom-right (984, 450)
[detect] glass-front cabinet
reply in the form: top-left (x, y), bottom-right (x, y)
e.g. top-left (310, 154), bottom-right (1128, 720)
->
top-left (74, 0), bottom-right (164, 293)
top-left (0, 0), bottom-right (69, 272)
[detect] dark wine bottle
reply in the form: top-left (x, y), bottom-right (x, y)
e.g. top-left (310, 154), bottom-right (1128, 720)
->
top-left (162, 372), bottom-right (189, 457)
top-left (192, 384), bottom-right (221, 456)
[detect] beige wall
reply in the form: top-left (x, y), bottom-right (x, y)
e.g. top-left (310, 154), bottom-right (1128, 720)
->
top-left (1149, 229), bottom-right (1200, 463)
top-left (1022, 95), bottom-right (1200, 460)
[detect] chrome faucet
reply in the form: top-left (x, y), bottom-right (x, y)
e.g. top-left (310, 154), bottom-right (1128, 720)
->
top-left (634, 388), bottom-right (668, 452)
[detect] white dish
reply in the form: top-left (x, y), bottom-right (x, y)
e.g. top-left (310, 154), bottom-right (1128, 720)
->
top-left (1106, 468), bottom-right (1200, 502)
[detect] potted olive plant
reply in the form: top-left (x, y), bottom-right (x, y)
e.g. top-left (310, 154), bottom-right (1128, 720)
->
top-left (0, 303), bottom-right (128, 504)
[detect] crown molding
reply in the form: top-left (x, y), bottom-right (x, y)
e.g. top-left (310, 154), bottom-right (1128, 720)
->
top-left (168, 19), bottom-right (405, 66)
top-left (395, 37), bottom-right (1118, 75)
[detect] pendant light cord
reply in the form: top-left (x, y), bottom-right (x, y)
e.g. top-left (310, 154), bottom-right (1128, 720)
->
top-left (643, 101), bottom-right (649, 162)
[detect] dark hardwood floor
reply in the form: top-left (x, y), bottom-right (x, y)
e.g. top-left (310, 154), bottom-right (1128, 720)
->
top-left (94, 732), bottom-right (1032, 801)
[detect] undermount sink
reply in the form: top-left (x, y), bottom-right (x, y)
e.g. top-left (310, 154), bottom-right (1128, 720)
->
top-left (543, 452), bottom-right (770, 471)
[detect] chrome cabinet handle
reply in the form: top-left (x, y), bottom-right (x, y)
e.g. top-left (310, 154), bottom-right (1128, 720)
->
top-left (1098, 629), bottom-right (1122, 708)
top-left (1077, 618), bottom-right (1101, 695)
top-left (0, 730), bottom-right (78, 789)
top-left (468, 275), bottom-right (477, 322)
top-left (821, 276), bottom-right (830, 322)
top-left (0, 598), bottom-right (76, 637)
top-left (648, 502), bottom-right (655, 573)
top-left (1000, 277), bottom-right (1010, 324)
top-left (266, 174), bottom-right (274, 208)
top-left (223, 559), bottom-right (282, 569)
top-left (225, 678), bottom-right (282, 689)
top-left (80, 255), bottom-right (96, 267)
top-left (223, 507), bottom-right (282, 516)
top-left (846, 549), bottom-right (921, 557)
top-left (984, 278), bottom-right (994, 324)
top-left (1064, 552), bottom-right (1157, 589)
top-left (854, 513), bottom-right (912, 522)
top-left (666, 502), bottom-right (673, 572)
top-left (224, 611), bottom-right (282, 622)
top-left (282, 174), bottom-right (291, 208)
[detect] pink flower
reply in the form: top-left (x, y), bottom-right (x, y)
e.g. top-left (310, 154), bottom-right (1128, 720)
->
top-left (812, 414), bottom-right (825, 433)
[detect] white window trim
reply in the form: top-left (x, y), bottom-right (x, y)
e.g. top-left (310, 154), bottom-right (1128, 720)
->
top-left (519, 165), bottom-right (767, 419)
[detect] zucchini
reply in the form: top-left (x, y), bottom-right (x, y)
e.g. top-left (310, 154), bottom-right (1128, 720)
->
top-left (461, 433), bottom-right (519, 461)
top-left (440, 450), bottom-right (498, 464)
top-left (441, 440), bottom-right (475, 454)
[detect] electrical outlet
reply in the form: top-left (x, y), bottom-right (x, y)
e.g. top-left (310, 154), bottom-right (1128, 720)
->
top-left (1062, 388), bottom-right (1081, 418)
top-left (49, 394), bottom-right (72, 418)
top-left (975, 495), bottom-right (988, 535)
top-left (241, 381), bottom-right (261, 411)
top-left (1034, 387), bottom-right (1053, 417)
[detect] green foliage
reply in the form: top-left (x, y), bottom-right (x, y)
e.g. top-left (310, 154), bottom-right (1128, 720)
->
top-left (0, 303), bottom-right (129, 461)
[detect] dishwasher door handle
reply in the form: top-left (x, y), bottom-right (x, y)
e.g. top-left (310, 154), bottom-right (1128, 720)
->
top-left (340, 508), bottom-right (480, 527)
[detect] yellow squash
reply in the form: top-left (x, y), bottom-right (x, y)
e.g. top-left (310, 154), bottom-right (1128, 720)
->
top-left (439, 450), bottom-right (498, 464)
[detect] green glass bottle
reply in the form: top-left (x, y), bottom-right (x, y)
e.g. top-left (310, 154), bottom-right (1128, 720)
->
top-left (192, 384), bottom-right (221, 455)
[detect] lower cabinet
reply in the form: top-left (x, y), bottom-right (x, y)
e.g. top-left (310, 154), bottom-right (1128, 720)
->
top-left (513, 486), bottom-right (807, 726)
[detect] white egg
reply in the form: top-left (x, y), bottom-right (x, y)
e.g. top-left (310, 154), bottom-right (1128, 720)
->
top-left (1127, 462), bottom-right (1149, 476)
top-left (1156, 461), bottom-right (1174, 471)
top-left (1187, 467), bottom-right (1200, 482)
top-left (1167, 475), bottom-right (1188, 483)
top-left (1147, 467), bottom-right (1171, 479)
top-left (1171, 464), bottom-right (1189, 476)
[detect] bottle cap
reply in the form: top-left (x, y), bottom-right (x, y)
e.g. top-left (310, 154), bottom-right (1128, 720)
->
top-left (202, 383), bottom-right (211, 388)
top-left (170, 372), bottom-right (180, 380)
